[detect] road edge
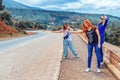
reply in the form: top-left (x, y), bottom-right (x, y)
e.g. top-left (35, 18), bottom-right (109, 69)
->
top-left (52, 50), bottom-right (63, 80)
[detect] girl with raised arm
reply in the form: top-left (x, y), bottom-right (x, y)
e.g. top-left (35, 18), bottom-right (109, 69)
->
top-left (98, 16), bottom-right (109, 66)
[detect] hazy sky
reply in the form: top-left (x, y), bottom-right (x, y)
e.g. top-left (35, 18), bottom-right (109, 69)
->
top-left (14, 0), bottom-right (120, 17)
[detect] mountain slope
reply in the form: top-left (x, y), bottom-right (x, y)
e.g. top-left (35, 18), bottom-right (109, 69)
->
top-left (3, 0), bottom-right (120, 27)
top-left (0, 20), bottom-right (18, 37)
top-left (3, 0), bottom-right (42, 10)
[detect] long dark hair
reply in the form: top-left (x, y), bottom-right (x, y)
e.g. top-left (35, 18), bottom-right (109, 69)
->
top-left (63, 24), bottom-right (68, 30)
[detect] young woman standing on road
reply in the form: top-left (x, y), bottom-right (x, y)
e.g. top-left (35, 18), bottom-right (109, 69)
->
top-left (82, 20), bottom-right (101, 72)
top-left (53, 24), bottom-right (79, 59)
top-left (98, 16), bottom-right (109, 66)
top-left (69, 19), bottom-right (101, 72)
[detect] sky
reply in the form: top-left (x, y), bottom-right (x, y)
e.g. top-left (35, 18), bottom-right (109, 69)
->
top-left (14, 0), bottom-right (120, 17)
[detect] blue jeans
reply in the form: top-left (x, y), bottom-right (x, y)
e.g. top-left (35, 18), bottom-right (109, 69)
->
top-left (63, 40), bottom-right (78, 57)
top-left (100, 37), bottom-right (105, 62)
top-left (88, 43), bottom-right (101, 68)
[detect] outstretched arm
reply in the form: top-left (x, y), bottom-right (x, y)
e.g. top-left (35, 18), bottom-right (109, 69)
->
top-left (52, 30), bottom-right (62, 33)
top-left (70, 30), bottom-right (83, 34)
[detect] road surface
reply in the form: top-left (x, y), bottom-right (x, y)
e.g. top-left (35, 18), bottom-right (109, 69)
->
top-left (0, 31), bottom-right (49, 52)
top-left (0, 32), bottom-right (63, 80)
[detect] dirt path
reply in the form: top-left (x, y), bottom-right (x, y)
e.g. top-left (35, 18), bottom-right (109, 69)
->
top-left (59, 34), bottom-right (116, 80)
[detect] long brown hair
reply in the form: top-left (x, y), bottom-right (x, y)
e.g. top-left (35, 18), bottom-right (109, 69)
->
top-left (63, 24), bottom-right (68, 30)
top-left (82, 20), bottom-right (95, 32)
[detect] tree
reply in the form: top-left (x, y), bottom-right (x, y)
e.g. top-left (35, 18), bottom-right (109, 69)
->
top-left (0, 11), bottom-right (13, 25)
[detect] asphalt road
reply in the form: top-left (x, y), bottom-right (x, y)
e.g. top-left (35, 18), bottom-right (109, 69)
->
top-left (0, 32), bottom-right (63, 80)
top-left (0, 31), bottom-right (50, 52)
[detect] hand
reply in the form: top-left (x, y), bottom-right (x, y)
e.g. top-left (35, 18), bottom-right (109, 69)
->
top-left (98, 43), bottom-right (100, 48)
top-left (100, 16), bottom-right (104, 19)
top-left (86, 42), bottom-right (88, 44)
top-left (104, 16), bottom-right (107, 19)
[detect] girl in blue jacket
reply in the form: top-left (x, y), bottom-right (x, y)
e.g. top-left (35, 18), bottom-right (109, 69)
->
top-left (98, 16), bottom-right (109, 66)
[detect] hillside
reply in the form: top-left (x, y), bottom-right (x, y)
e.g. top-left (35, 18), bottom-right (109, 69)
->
top-left (3, 0), bottom-right (43, 10)
top-left (4, 8), bottom-right (120, 25)
top-left (0, 19), bottom-right (18, 37)
top-left (3, 0), bottom-right (120, 26)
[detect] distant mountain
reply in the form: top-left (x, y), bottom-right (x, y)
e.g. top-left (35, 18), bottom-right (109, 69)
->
top-left (3, 0), bottom-right (43, 10)
top-left (2, 0), bottom-right (120, 27)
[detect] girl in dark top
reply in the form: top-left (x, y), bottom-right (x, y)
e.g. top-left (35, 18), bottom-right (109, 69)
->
top-left (82, 20), bottom-right (101, 72)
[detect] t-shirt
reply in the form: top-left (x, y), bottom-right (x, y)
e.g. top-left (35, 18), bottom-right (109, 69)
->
top-left (86, 28), bottom-right (98, 44)
top-left (62, 28), bottom-right (73, 41)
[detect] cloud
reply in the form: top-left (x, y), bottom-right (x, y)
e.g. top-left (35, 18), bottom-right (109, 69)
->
top-left (14, 0), bottom-right (120, 17)
top-left (35, 0), bottom-right (79, 7)
top-left (39, 0), bottom-right (120, 10)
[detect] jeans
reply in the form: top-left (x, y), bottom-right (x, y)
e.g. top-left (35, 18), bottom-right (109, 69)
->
top-left (87, 43), bottom-right (101, 68)
top-left (63, 40), bottom-right (78, 57)
top-left (100, 37), bottom-right (105, 62)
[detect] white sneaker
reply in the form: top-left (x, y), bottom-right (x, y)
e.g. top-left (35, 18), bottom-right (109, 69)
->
top-left (100, 62), bottom-right (104, 68)
top-left (97, 69), bottom-right (101, 73)
top-left (63, 57), bottom-right (67, 59)
top-left (101, 62), bottom-right (104, 65)
top-left (85, 68), bottom-right (91, 72)
top-left (75, 55), bottom-right (79, 58)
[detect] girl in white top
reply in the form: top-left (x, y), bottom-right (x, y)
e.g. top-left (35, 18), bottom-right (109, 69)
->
top-left (53, 24), bottom-right (79, 59)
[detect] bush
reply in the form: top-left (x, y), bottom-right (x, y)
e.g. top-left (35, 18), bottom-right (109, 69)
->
top-left (0, 10), bottom-right (13, 25)
top-left (20, 30), bottom-right (27, 34)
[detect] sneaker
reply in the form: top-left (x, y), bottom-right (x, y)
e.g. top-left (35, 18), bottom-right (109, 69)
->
top-left (100, 62), bottom-right (104, 68)
top-left (75, 55), bottom-right (79, 58)
top-left (101, 62), bottom-right (104, 65)
top-left (97, 69), bottom-right (101, 73)
top-left (63, 57), bottom-right (67, 59)
top-left (74, 54), bottom-right (79, 58)
top-left (85, 68), bottom-right (91, 72)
